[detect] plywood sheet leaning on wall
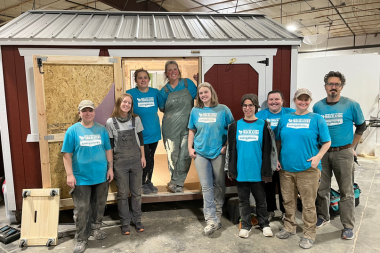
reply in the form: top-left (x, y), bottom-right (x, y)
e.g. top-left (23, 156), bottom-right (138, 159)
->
top-left (33, 56), bottom-right (122, 202)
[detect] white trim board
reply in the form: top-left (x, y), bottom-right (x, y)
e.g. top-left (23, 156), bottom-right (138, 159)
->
top-left (0, 46), bottom-right (16, 210)
top-left (109, 48), bottom-right (278, 58)
top-left (18, 48), bottom-right (101, 142)
top-left (290, 45), bottom-right (299, 109)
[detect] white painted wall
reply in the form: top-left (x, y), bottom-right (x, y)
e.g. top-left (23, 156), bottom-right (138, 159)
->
top-left (297, 54), bottom-right (380, 156)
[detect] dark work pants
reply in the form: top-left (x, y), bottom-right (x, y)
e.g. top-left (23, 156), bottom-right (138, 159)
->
top-left (71, 181), bottom-right (109, 242)
top-left (114, 160), bottom-right (143, 226)
top-left (142, 142), bottom-right (158, 185)
top-left (236, 181), bottom-right (270, 230)
top-left (265, 170), bottom-right (285, 213)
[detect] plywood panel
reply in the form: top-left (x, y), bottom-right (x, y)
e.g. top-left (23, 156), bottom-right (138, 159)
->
top-left (41, 62), bottom-right (116, 197)
top-left (43, 64), bottom-right (114, 134)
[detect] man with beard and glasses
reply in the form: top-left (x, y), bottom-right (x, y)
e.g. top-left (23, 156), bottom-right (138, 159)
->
top-left (313, 71), bottom-right (366, 240)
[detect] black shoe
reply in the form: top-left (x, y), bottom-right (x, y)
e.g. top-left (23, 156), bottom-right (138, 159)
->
top-left (141, 184), bottom-right (152, 194)
top-left (148, 182), bottom-right (158, 193)
top-left (133, 222), bottom-right (144, 232)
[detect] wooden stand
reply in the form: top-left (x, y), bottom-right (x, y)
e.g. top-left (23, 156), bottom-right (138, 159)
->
top-left (19, 188), bottom-right (60, 248)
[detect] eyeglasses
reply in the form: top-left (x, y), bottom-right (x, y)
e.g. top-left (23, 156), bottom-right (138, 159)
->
top-left (242, 104), bottom-right (254, 108)
top-left (325, 82), bottom-right (342, 88)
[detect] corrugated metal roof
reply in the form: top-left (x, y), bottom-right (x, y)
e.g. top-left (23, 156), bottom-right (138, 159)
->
top-left (0, 10), bottom-right (302, 46)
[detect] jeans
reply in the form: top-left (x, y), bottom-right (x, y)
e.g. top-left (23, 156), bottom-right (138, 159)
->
top-left (71, 181), bottom-right (109, 242)
top-left (280, 167), bottom-right (321, 241)
top-left (194, 154), bottom-right (226, 224)
top-left (114, 159), bottom-right (143, 226)
top-left (317, 148), bottom-right (355, 229)
top-left (265, 170), bottom-right (285, 213)
top-left (236, 181), bottom-right (269, 230)
top-left (142, 142), bottom-right (158, 185)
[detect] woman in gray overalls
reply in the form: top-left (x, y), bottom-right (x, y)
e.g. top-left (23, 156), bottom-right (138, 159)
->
top-left (158, 60), bottom-right (198, 193)
top-left (106, 93), bottom-right (146, 235)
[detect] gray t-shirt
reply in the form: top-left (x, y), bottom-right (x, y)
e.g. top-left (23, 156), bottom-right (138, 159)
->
top-left (105, 116), bottom-right (144, 152)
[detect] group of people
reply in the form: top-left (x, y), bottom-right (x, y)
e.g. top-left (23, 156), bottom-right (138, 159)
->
top-left (61, 62), bottom-right (365, 253)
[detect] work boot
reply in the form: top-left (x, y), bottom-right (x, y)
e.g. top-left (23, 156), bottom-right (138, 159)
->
top-left (73, 241), bottom-right (87, 253)
top-left (91, 229), bottom-right (107, 240)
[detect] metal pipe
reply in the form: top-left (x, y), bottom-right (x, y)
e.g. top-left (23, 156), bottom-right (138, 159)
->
top-left (328, 0), bottom-right (355, 40)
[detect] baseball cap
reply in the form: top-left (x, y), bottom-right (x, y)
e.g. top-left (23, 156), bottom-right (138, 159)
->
top-left (294, 88), bottom-right (312, 100)
top-left (78, 100), bottom-right (95, 111)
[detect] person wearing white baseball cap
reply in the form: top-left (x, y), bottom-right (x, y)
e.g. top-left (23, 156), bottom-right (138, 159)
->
top-left (62, 100), bottom-right (113, 253)
top-left (275, 88), bottom-right (331, 249)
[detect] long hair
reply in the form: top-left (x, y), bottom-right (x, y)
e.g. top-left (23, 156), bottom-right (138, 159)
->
top-left (195, 82), bottom-right (219, 108)
top-left (111, 93), bottom-right (138, 118)
top-left (164, 60), bottom-right (182, 83)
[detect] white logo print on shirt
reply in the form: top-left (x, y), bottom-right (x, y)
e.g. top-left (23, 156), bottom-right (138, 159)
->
top-left (238, 129), bottom-right (259, 142)
top-left (79, 135), bottom-right (102, 147)
top-left (267, 118), bottom-right (280, 127)
top-left (198, 112), bottom-right (217, 123)
top-left (137, 97), bottom-right (155, 108)
top-left (286, 118), bottom-right (311, 129)
top-left (322, 113), bottom-right (343, 126)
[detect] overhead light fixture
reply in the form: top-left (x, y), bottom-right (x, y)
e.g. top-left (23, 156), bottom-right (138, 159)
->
top-left (287, 25), bottom-right (297, 31)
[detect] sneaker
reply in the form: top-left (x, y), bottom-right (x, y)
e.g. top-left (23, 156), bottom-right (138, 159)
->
top-left (121, 225), bottom-right (130, 235)
top-left (239, 228), bottom-right (251, 238)
top-left (316, 217), bottom-right (330, 228)
top-left (342, 228), bottom-right (354, 240)
top-left (299, 237), bottom-right (314, 249)
top-left (263, 227), bottom-right (273, 237)
top-left (175, 185), bottom-right (184, 193)
top-left (268, 212), bottom-right (275, 222)
top-left (73, 241), bottom-right (87, 253)
top-left (91, 229), bottom-right (107, 240)
top-left (276, 229), bottom-right (295, 239)
top-left (148, 182), bottom-right (158, 193)
top-left (204, 222), bottom-right (222, 236)
top-left (133, 222), bottom-right (145, 232)
top-left (168, 184), bottom-right (183, 193)
top-left (142, 184), bottom-right (152, 194)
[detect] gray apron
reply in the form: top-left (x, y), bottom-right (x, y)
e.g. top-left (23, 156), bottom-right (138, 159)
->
top-left (112, 117), bottom-right (142, 225)
top-left (162, 79), bottom-right (193, 186)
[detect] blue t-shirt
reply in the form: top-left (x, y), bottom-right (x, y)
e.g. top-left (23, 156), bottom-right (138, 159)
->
top-left (236, 119), bottom-right (265, 182)
top-left (158, 78), bottom-right (197, 109)
top-left (126, 87), bottom-right (163, 144)
top-left (188, 104), bottom-right (234, 159)
top-left (61, 122), bottom-right (112, 186)
top-left (276, 112), bottom-right (331, 172)
top-left (313, 96), bottom-right (365, 147)
top-left (256, 107), bottom-right (296, 130)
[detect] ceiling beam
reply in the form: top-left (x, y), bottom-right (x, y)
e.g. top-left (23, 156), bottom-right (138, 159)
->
top-left (272, 1), bottom-right (380, 20)
top-left (235, 0), bottom-right (312, 13)
top-left (0, 0), bottom-right (34, 13)
top-left (98, 0), bottom-right (168, 11)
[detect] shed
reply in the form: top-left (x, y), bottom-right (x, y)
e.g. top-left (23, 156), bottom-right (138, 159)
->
top-left (0, 10), bottom-right (302, 217)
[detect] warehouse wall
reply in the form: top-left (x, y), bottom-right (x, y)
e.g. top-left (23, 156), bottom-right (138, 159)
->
top-left (297, 54), bottom-right (380, 156)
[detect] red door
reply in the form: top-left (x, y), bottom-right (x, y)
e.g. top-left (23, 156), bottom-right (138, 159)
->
top-left (204, 64), bottom-right (259, 120)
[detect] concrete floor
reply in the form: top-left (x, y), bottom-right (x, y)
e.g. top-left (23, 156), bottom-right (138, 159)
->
top-left (0, 157), bottom-right (379, 253)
